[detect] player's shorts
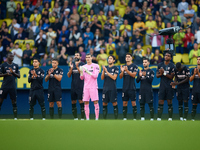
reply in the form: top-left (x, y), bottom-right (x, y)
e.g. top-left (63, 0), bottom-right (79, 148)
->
top-left (83, 88), bottom-right (99, 102)
top-left (0, 88), bottom-right (17, 100)
top-left (176, 88), bottom-right (190, 101)
top-left (71, 89), bottom-right (83, 100)
top-left (139, 91), bottom-right (153, 104)
top-left (48, 89), bottom-right (62, 102)
top-left (102, 90), bottom-right (117, 103)
top-left (29, 89), bottom-right (45, 106)
top-left (191, 92), bottom-right (200, 104)
top-left (122, 90), bottom-right (136, 101)
top-left (158, 87), bottom-right (174, 100)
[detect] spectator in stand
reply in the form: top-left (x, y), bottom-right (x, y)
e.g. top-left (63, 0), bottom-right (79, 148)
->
top-left (79, 46), bottom-right (86, 62)
top-left (195, 26), bottom-right (200, 44)
top-left (189, 43), bottom-right (200, 65)
top-left (42, 1), bottom-right (52, 12)
top-left (49, 47), bottom-right (59, 60)
top-left (109, 25), bottom-right (120, 44)
top-left (61, 8), bottom-right (70, 28)
top-left (116, 36), bottom-right (129, 64)
top-left (77, 37), bottom-right (85, 52)
top-left (35, 32), bottom-right (47, 57)
top-left (97, 49), bottom-right (108, 71)
top-left (0, 0), bottom-right (7, 19)
top-left (85, 39), bottom-right (94, 54)
top-left (154, 11), bottom-right (161, 22)
top-left (93, 29), bottom-right (103, 47)
top-left (57, 46), bottom-right (68, 65)
top-left (150, 29), bottom-right (162, 53)
top-left (14, 28), bottom-right (27, 41)
top-left (80, 16), bottom-right (90, 33)
top-left (191, 0), bottom-right (197, 14)
top-left (58, 26), bottom-right (69, 43)
top-left (30, 47), bottom-right (40, 62)
top-left (188, 36), bottom-right (196, 52)
top-left (177, 0), bottom-right (188, 22)
top-left (0, 21), bottom-right (7, 36)
top-left (144, 47), bottom-right (153, 61)
top-left (145, 15), bottom-right (157, 45)
top-left (51, 16), bottom-right (62, 37)
top-left (171, 15), bottom-right (181, 27)
top-left (41, 18), bottom-right (50, 32)
top-left (88, 9), bottom-right (96, 22)
top-left (184, 4), bottom-right (195, 23)
top-left (170, 2), bottom-right (177, 16)
top-left (22, 43), bottom-right (32, 66)
top-left (89, 16), bottom-right (102, 34)
top-left (20, 17), bottom-right (29, 36)
top-left (94, 40), bottom-right (105, 55)
top-left (41, 54), bottom-right (50, 66)
top-left (58, 35), bottom-right (67, 52)
top-left (9, 18), bottom-right (20, 42)
top-left (89, 48), bottom-right (97, 63)
top-left (130, 30), bottom-right (143, 51)
top-left (106, 38), bottom-right (116, 57)
top-left (72, 0), bottom-right (79, 12)
top-left (152, 0), bottom-right (160, 16)
top-left (145, 8), bottom-right (152, 21)
top-left (11, 43), bottom-right (23, 67)
top-left (34, 0), bottom-right (43, 14)
top-left (192, 17), bottom-right (200, 35)
top-left (30, 8), bottom-right (42, 26)
top-left (70, 8), bottom-right (80, 25)
top-left (133, 43), bottom-right (145, 65)
top-left (130, 1), bottom-right (138, 15)
top-left (7, 0), bottom-right (16, 19)
top-left (60, 0), bottom-right (70, 14)
top-left (137, 8), bottom-right (145, 22)
top-left (1, 28), bottom-right (12, 56)
top-left (122, 31), bottom-right (129, 43)
top-left (28, 21), bottom-right (37, 39)
top-left (183, 28), bottom-right (194, 53)
top-left (46, 27), bottom-right (57, 51)
top-left (83, 27), bottom-right (94, 45)
top-left (123, 6), bottom-right (136, 27)
top-left (119, 19), bottom-right (131, 37)
top-left (163, 23), bottom-right (173, 50)
top-left (66, 40), bottom-right (77, 57)
top-left (133, 16), bottom-right (146, 35)
top-left (42, 9), bottom-right (49, 22)
top-left (23, 1), bottom-right (34, 19)
top-left (159, 0), bottom-right (168, 15)
top-left (69, 25), bottom-right (81, 44)
top-left (91, 0), bottom-right (104, 15)
top-left (78, 0), bottom-right (90, 14)
top-left (97, 10), bottom-right (107, 30)
top-left (52, 2), bottom-right (61, 18)
top-left (48, 39), bottom-right (57, 53)
top-left (115, 0), bottom-right (127, 17)
top-left (104, 0), bottom-right (115, 16)
top-left (173, 29), bottom-right (185, 54)
top-left (14, 3), bottom-right (23, 24)
top-left (104, 19), bottom-right (112, 42)
top-left (150, 49), bottom-right (163, 64)
top-left (162, 7), bottom-right (172, 25)
top-left (157, 16), bottom-right (165, 31)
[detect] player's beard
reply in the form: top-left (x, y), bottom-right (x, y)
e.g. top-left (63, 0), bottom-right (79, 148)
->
top-left (108, 62), bottom-right (113, 65)
top-left (144, 65), bottom-right (147, 68)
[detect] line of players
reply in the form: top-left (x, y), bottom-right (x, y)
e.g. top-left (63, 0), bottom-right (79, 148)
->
top-left (0, 52), bottom-right (200, 121)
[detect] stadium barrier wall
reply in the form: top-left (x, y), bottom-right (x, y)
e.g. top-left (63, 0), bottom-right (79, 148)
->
top-left (0, 65), bottom-right (198, 115)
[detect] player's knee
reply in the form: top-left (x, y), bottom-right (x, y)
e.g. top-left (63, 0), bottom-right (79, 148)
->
top-left (103, 102), bottom-right (108, 106)
top-left (72, 100), bottom-right (77, 104)
top-left (131, 101), bottom-right (136, 106)
top-left (11, 99), bottom-right (17, 104)
top-left (167, 100), bottom-right (172, 104)
top-left (112, 102), bottom-right (117, 106)
top-left (123, 101), bottom-right (128, 106)
top-left (158, 100), bottom-right (164, 105)
top-left (93, 101), bottom-right (98, 104)
top-left (84, 101), bottom-right (89, 105)
top-left (56, 101), bottom-right (62, 107)
top-left (49, 102), bottom-right (54, 107)
top-left (78, 100), bottom-right (83, 104)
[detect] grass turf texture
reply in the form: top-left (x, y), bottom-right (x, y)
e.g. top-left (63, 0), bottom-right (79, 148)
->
top-left (0, 118), bottom-right (199, 150)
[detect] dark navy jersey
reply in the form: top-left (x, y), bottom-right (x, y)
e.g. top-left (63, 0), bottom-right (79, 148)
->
top-left (28, 68), bottom-right (45, 90)
top-left (174, 66), bottom-right (190, 89)
top-left (70, 62), bottom-right (85, 90)
top-left (136, 68), bottom-right (154, 92)
top-left (122, 63), bottom-right (138, 92)
top-left (0, 62), bottom-right (20, 89)
top-left (46, 67), bottom-right (63, 91)
top-left (103, 65), bottom-right (119, 92)
top-left (157, 62), bottom-right (175, 88)
top-left (191, 68), bottom-right (200, 93)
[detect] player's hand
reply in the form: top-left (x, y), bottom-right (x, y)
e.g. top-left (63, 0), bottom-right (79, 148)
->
top-left (120, 65), bottom-right (125, 72)
top-left (194, 68), bottom-right (197, 75)
top-left (102, 66), bottom-right (105, 72)
top-left (82, 66), bottom-right (92, 75)
top-left (159, 68), bottom-right (164, 74)
top-left (170, 82), bottom-right (178, 86)
top-left (124, 66), bottom-right (128, 71)
top-left (9, 68), bottom-right (13, 73)
top-left (48, 68), bottom-right (54, 75)
top-left (142, 71), bottom-right (146, 76)
top-left (104, 67), bottom-right (107, 72)
top-left (139, 70), bottom-right (142, 77)
top-left (70, 62), bottom-right (73, 69)
top-left (6, 73), bottom-right (12, 76)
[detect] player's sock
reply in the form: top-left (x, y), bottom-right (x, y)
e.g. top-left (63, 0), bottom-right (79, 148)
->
top-left (0, 102), bottom-right (2, 110)
top-left (103, 106), bottom-right (107, 119)
top-left (157, 104), bottom-right (163, 118)
top-left (132, 106), bottom-right (137, 119)
top-left (168, 104), bottom-right (173, 118)
top-left (184, 102), bottom-right (188, 119)
top-left (49, 107), bottom-right (54, 119)
top-left (29, 106), bottom-right (34, 118)
top-left (113, 105), bottom-right (118, 119)
top-left (140, 104), bottom-right (145, 118)
top-left (72, 104), bottom-right (77, 119)
top-left (191, 105), bottom-right (197, 120)
top-left (123, 106), bottom-right (127, 119)
top-left (84, 104), bottom-right (90, 120)
top-left (12, 103), bottom-right (17, 118)
top-left (58, 107), bottom-right (62, 119)
top-left (80, 103), bottom-right (85, 119)
top-left (94, 103), bottom-right (99, 119)
top-left (148, 103), bottom-right (154, 119)
top-left (41, 106), bottom-right (46, 119)
top-left (178, 101), bottom-right (183, 118)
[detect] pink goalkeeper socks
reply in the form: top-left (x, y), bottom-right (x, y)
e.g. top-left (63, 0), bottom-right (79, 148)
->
top-left (84, 104), bottom-right (90, 119)
top-left (94, 103), bottom-right (99, 119)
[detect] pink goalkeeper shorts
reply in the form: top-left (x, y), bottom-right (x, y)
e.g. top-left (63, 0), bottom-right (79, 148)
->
top-left (83, 88), bottom-right (99, 101)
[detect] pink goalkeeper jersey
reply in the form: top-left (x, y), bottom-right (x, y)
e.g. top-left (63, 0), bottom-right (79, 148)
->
top-left (80, 63), bottom-right (99, 89)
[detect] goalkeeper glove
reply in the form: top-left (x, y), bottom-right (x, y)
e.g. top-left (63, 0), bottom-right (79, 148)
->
top-left (82, 66), bottom-right (92, 76)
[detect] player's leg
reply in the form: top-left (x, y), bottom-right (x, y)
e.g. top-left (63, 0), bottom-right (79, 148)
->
top-left (0, 98), bottom-right (4, 111)
top-left (130, 90), bottom-right (137, 120)
top-left (102, 91), bottom-right (108, 119)
top-left (71, 90), bottom-right (78, 119)
top-left (111, 90), bottom-right (118, 119)
top-left (37, 90), bottom-right (46, 120)
top-left (148, 103), bottom-right (154, 120)
top-left (55, 90), bottom-right (62, 119)
top-left (48, 92), bottom-right (54, 119)
top-left (157, 88), bottom-right (166, 120)
top-left (90, 88), bottom-right (99, 120)
top-left (78, 100), bottom-right (85, 120)
top-left (83, 89), bottom-right (90, 120)
top-left (112, 102), bottom-right (118, 119)
top-left (191, 93), bottom-right (199, 121)
top-left (29, 91), bottom-right (36, 119)
top-left (103, 102), bottom-right (108, 119)
top-left (0, 89), bottom-right (5, 110)
top-left (176, 89), bottom-right (183, 120)
top-left (56, 101), bottom-right (62, 119)
top-left (167, 88), bottom-right (174, 121)
top-left (9, 89), bottom-right (18, 119)
top-left (183, 88), bottom-right (190, 121)
top-left (122, 91), bottom-right (128, 120)
top-left (140, 103), bottom-right (145, 120)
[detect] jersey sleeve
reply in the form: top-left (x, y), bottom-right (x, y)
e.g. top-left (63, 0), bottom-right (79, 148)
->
top-left (59, 69), bottom-right (63, 76)
top-left (191, 68), bottom-right (194, 76)
top-left (133, 65), bottom-right (138, 72)
top-left (15, 65), bottom-right (20, 75)
top-left (91, 64), bottom-right (99, 79)
top-left (28, 69), bottom-right (33, 83)
top-left (171, 64), bottom-right (175, 74)
top-left (146, 70), bottom-right (154, 83)
top-left (114, 67), bottom-right (119, 75)
top-left (156, 64), bottom-right (161, 73)
top-left (46, 69), bottom-right (49, 76)
top-left (186, 67), bottom-right (190, 77)
top-left (0, 64), bottom-right (4, 74)
top-left (136, 70), bottom-right (141, 83)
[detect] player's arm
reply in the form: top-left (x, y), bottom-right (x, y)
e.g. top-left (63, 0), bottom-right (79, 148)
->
top-left (80, 66), bottom-right (84, 80)
top-left (0, 66), bottom-right (12, 77)
top-left (36, 70), bottom-right (45, 82)
top-left (67, 66), bottom-right (73, 78)
top-left (119, 65), bottom-right (124, 79)
top-left (105, 68), bottom-right (118, 80)
top-left (156, 65), bottom-right (163, 78)
top-left (190, 68), bottom-right (196, 82)
top-left (45, 69), bottom-right (51, 82)
top-left (165, 72), bottom-right (174, 80)
top-left (101, 67), bottom-right (105, 80)
top-left (54, 70), bottom-right (63, 82)
top-left (28, 70), bottom-right (33, 83)
top-left (10, 67), bottom-right (20, 78)
top-left (125, 66), bottom-right (137, 78)
top-left (91, 65), bottom-right (99, 79)
top-left (136, 70), bottom-right (141, 83)
top-left (146, 71), bottom-right (154, 83)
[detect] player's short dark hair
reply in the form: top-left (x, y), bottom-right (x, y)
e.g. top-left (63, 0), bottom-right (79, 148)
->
top-left (143, 58), bottom-right (149, 62)
top-left (198, 56), bottom-right (200, 59)
top-left (176, 62), bottom-right (182, 69)
top-left (33, 58), bottom-right (40, 63)
top-left (165, 51), bottom-right (172, 57)
top-left (126, 52), bottom-right (132, 57)
top-left (75, 52), bottom-right (81, 56)
top-left (86, 53), bottom-right (92, 57)
top-left (52, 58), bottom-right (59, 62)
top-left (7, 52), bottom-right (13, 57)
top-left (109, 55), bottom-right (115, 60)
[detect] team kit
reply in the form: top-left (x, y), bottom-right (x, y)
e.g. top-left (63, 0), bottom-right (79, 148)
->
top-left (0, 52), bottom-right (200, 121)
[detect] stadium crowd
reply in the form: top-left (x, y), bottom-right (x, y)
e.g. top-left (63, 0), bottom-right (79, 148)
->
top-left (0, 0), bottom-right (200, 68)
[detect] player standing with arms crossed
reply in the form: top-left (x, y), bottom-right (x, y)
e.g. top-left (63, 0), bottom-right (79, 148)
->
top-left (28, 58), bottom-right (46, 120)
top-left (136, 58), bottom-right (154, 121)
top-left (190, 57), bottom-right (200, 121)
top-left (45, 59), bottom-right (63, 119)
top-left (80, 54), bottom-right (100, 120)
top-left (67, 53), bottom-right (85, 120)
top-left (156, 52), bottom-right (175, 121)
top-left (170, 62), bottom-right (190, 121)
top-left (101, 55), bottom-right (119, 119)
top-left (0, 52), bottom-right (20, 120)
top-left (119, 53), bottom-right (138, 120)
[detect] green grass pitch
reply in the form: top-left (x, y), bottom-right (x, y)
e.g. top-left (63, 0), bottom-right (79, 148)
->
top-left (0, 119), bottom-right (200, 150)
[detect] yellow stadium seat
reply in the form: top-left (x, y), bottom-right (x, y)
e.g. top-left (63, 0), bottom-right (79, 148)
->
top-left (182, 54), bottom-right (190, 64)
top-left (51, 1), bottom-right (55, 9)
top-left (14, 1), bottom-right (24, 9)
top-left (142, 45), bottom-right (152, 54)
top-left (3, 19), bottom-right (12, 26)
top-left (0, 20), bottom-right (3, 27)
top-left (21, 40), bottom-right (35, 51)
top-left (14, 40), bottom-right (24, 48)
top-left (160, 45), bottom-right (165, 52)
top-left (173, 53), bottom-right (182, 64)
